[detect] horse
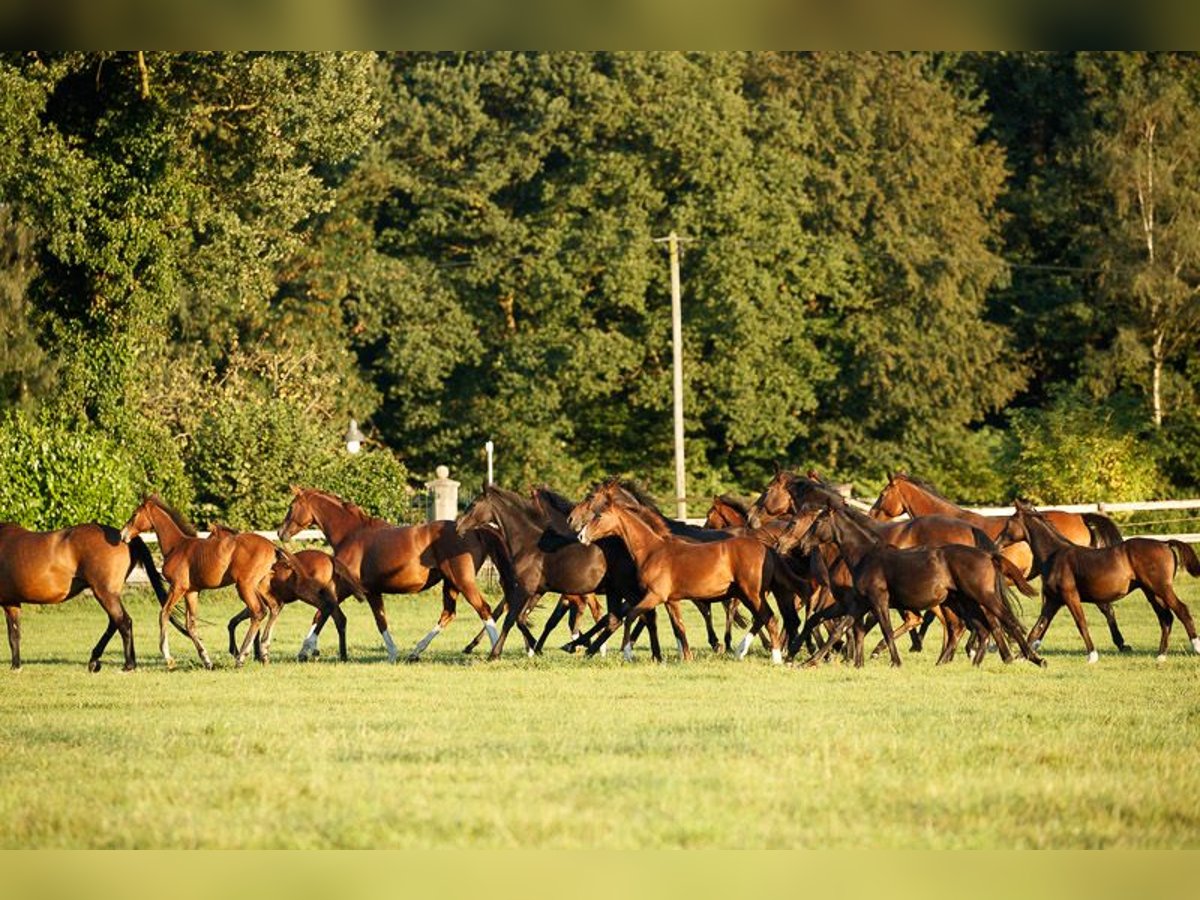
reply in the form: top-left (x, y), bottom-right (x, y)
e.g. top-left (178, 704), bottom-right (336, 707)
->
top-left (704, 495), bottom-right (755, 530)
top-left (868, 471), bottom-right (1132, 650)
top-left (0, 521), bottom-right (180, 671)
top-left (779, 505), bottom-right (1044, 669)
top-left (215, 523), bottom-right (368, 662)
top-left (456, 485), bottom-right (616, 660)
top-left (998, 500), bottom-right (1200, 663)
top-left (277, 486), bottom-right (518, 662)
top-left (569, 480), bottom-right (792, 663)
top-left (120, 496), bottom-right (316, 668)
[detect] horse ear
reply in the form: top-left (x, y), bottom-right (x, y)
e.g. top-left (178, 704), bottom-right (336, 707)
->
top-left (772, 461), bottom-right (781, 475)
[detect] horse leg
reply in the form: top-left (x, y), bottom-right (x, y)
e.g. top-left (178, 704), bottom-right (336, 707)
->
top-left (514, 597), bottom-right (541, 656)
top-left (233, 591), bottom-right (265, 669)
top-left (595, 594), bottom-right (661, 660)
top-left (228, 607), bottom-right (250, 658)
top-left (1095, 601), bottom-right (1131, 653)
top-left (463, 598), bottom-right (506, 654)
top-left (1058, 587), bottom-right (1098, 663)
top-left (489, 587), bottom-right (537, 660)
top-left (440, 557), bottom-right (498, 653)
top-left (184, 591), bottom-right (214, 670)
top-left (912, 610), bottom-right (936, 653)
top-left (4, 606), bottom-right (20, 670)
top-left (870, 609), bottom-right (920, 659)
top-left (688, 600), bottom-right (719, 653)
top-left (328, 603), bottom-right (349, 661)
top-left (1026, 595), bottom-right (1063, 653)
top-left (89, 588), bottom-right (134, 672)
top-left (534, 598), bottom-right (572, 653)
top-left (409, 584), bottom-right (459, 662)
top-left (364, 593), bottom-right (398, 662)
top-left (1157, 583), bottom-right (1200, 655)
top-left (666, 600), bottom-right (693, 661)
top-left (868, 590), bottom-right (901, 667)
top-left (159, 584), bottom-right (187, 670)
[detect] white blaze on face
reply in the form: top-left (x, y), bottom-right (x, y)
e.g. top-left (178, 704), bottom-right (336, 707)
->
top-left (578, 525), bottom-right (590, 545)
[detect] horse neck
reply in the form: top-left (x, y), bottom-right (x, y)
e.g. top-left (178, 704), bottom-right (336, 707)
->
top-left (829, 511), bottom-right (876, 565)
top-left (898, 480), bottom-right (976, 521)
top-left (146, 504), bottom-right (191, 556)
top-left (1022, 514), bottom-right (1068, 565)
top-left (717, 501), bottom-right (746, 526)
top-left (489, 497), bottom-right (547, 551)
top-left (308, 494), bottom-right (369, 548)
top-left (604, 506), bottom-right (665, 564)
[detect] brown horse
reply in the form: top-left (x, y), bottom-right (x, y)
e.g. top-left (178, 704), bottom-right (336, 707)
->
top-left (0, 521), bottom-right (180, 671)
top-left (780, 505), bottom-right (1044, 668)
top-left (277, 487), bottom-right (516, 662)
top-left (217, 522), bottom-right (368, 662)
top-left (704, 495), bottom-right (754, 530)
top-left (120, 496), bottom-right (312, 669)
top-left (570, 481), bottom-right (788, 662)
top-left (869, 472), bottom-right (1133, 650)
top-left (999, 500), bottom-right (1200, 663)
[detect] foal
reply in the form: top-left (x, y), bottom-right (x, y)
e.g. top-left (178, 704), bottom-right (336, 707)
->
top-left (999, 500), bottom-right (1200, 663)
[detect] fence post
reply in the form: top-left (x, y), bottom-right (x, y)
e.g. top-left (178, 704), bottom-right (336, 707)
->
top-left (426, 465), bottom-right (460, 522)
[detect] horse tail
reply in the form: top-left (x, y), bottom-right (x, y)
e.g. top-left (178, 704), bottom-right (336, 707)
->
top-left (997, 554), bottom-right (1037, 597)
top-left (990, 554), bottom-right (1039, 660)
top-left (970, 526), bottom-right (998, 551)
top-left (331, 557), bottom-right (369, 603)
top-left (1082, 513), bottom-right (1123, 548)
top-left (1167, 540), bottom-right (1200, 577)
top-left (127, 535), bottom-right (189, 636)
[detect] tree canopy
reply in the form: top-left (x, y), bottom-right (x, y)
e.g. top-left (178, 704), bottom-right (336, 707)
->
top-left (1, 51), bottom-right (1196, 525)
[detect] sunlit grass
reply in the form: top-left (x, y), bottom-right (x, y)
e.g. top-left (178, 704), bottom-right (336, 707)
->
top-left (1, 578), bottom-right (1198, 848)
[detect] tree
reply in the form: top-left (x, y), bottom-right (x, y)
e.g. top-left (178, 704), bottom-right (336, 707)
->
top-left (1079, 52), bottom-right (1200, 428)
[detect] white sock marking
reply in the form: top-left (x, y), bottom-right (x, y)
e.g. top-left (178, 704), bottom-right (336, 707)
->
top-left (771, 648), bottom-right (783, 665)
top-left (1157, 653), bottom-right (1168, 662)
top-left (599, 643), bottom-right (608, 657)
top-left (412, 624), bottom-right (443, 656)
top-left (736, 632), bottom-right (754, 659)
top-left (622, 643), bottom-right (634, 662)
top-left (382, 629), bottom-right (398, 661)
top-left (1030, 638), bottom-right (1042, 652)
top-left (1192, 636), bottom-right (1200, 654)
top-left (675, 637), bottom-right (684, 658)
top-left (484, 618), bottom-right (499, 647)
top-left (1087, 650), bottom-right (1099, 664)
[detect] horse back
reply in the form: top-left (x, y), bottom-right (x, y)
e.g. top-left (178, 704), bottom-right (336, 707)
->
top-left (0, 522), bottom-right (131, 603)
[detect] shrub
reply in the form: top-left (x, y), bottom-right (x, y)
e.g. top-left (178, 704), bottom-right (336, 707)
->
top-left (0, 408), bottom-right (189, 530)
top-left (1007, 392), bottom-right (1161, 504)
top-left (310, 448), bottom-right (415, 523)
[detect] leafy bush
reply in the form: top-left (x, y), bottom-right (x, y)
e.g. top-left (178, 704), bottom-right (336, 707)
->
top-left (1006, 392), bottom-right (1161, 504)
top-left (0, 408), bottom-right (190, 530)
top-left (310, 448), bottom-right (415, 523)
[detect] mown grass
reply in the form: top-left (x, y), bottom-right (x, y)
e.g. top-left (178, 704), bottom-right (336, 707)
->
top-left (1, 579), bottom-right (1199, 848)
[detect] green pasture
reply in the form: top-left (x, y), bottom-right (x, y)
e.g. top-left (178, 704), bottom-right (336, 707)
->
top-left (1, 579), bottom-right (1199, 849)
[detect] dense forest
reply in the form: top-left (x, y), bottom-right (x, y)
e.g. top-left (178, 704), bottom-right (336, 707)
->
top-left (2, 51), bottom-right (1199, 528)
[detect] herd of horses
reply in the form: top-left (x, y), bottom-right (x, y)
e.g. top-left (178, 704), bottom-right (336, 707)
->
top-left (2, 470), bottom-right (1199, 672)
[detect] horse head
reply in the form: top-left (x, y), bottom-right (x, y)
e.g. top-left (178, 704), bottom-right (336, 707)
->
top-left (278, 486), bottom-right (319, 541)
top-left (747, 471), bottom-right (794, 528)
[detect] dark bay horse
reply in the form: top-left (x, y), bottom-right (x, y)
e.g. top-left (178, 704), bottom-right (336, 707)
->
top-left (999, 500), bottom-right (1200, 663)
top-left (277, 487), bottom-right (517, 662)
top-left (216, 522), bottom-right (368, 662)
top-left (780, 505), bottom-right (1044, 668)
top-left (456, 485), bottom-right (612, 660)
top-left (570, 481), bottom-right (790, 663)
top-left (868, 471), bottom-right (1132, 650)
top-left (0, 521), bottom-right (179, 671)
top-left (121, 496), bottom-right (315, 668)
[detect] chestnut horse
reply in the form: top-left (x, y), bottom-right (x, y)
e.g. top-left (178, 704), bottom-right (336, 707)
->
top-left (121, 496), bottom-right (314, 668)
top-left (0, 521), bottom-right (179, 671)
top-left (570, 481), bottom-right (789, 663)
top-left (704, 495), bottom-right (754, 530)
top-left (781, 505), bottom-right (1044, 668)
top-left (277, 487), bottom-right (517, 662)
top-left (217, 522), bottom-right (368, 662)
top-left (869, 472), bottom-right (1132, 650)
top-left (999, 500), bottom-right (1200, 663)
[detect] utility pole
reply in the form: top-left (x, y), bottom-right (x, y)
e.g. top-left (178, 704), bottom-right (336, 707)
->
top-left (654, 230), bottom-right (688, 521)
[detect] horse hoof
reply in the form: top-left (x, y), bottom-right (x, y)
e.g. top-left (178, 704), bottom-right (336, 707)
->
top-left (88, 659), bottom-right (101, 673)
top-left (203, 660), bottom-right (214, 671)
top-left (405, 654), bottom-right (420, 664)
top-left (1086, 650), bottom-right (1099, 664)
top-left (1156, 653), bottom-right (1168, 662)
top-left (1119, 645), bottom-right (1134, 654)
top-left (233, 658), bottom-right (245, 670)
top-left (310, 649), bottom-right (321, 660)
top-left (165, 658), bottom-right (177, 671)
top-left (123, 663), bottom-right (136, 672)
top-left (1038, 658), bottom-right (1048, 669)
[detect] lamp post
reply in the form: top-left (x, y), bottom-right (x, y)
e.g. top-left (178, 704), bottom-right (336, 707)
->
top-left (485, 440), bottom-right (494, 485)
top-left (344, 418), bottom-right (365, 455)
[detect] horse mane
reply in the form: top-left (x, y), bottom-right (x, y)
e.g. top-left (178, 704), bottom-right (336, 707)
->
top-left (894, 472), bottom-right (959, 507)
top-left (715, 494), bottom-right (753, 516)
top-left (147, 494), bottom-right (197, 537)
top-left (481, 484), bottom-right (545, 528)
top-left (602, 481), bottom-right (673, 538)
top-left (531, 484), bottom-right (576, 516)
top-left (1020, 503), bottom-right (1072, 546)
top-left (301, 487), bottom-right (391, 528)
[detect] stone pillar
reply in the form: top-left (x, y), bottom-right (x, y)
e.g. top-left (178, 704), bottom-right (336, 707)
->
top-left (426, 465), bottom-right (460, 522)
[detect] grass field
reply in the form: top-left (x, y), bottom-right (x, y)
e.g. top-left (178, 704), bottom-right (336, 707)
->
top-left (1, 578), bottom-right (1199, 849)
